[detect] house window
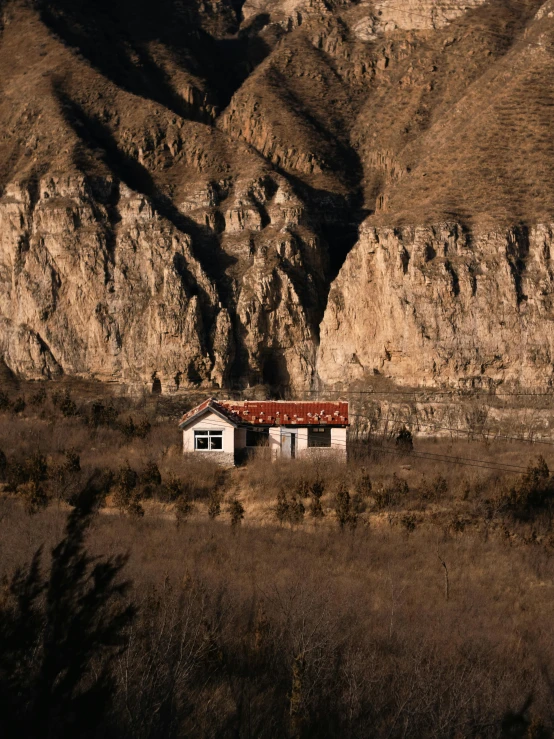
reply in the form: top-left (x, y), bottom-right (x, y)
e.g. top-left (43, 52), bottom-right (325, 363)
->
top-left (308, 427), bottom-right (331, 448)
top-left (194, 430), bottom-right (223, 451)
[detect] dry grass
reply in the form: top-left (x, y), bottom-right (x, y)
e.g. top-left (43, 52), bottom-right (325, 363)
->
top-left (3, 384), bottom-right (554, 734)
top-left (2, 381), bottom-right (554, 532)
top-left (2, 494), bottom-right (554, 736)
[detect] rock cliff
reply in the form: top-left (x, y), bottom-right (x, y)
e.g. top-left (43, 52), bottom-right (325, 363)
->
top-left (317, 222), bottom-right (554, 390)
top-left (1, 0), bottom-right (554, 394)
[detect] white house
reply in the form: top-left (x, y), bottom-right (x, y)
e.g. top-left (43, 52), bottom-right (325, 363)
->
top-left (178, 398), bottom-right (349, 466)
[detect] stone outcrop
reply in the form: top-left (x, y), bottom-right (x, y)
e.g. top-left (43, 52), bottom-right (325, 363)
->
top-left (243, 0), bottom-right (489, 36)
top-left (0, 173), bottom-right (323, 392)
top-left (353, 0), bottom-right (489, 39)
top-left (318, 222), bottom-right (554, 390)
top-left (0, 177), bottom-right (215, 387)
top-left (1, 0), bottom-right (554, 396)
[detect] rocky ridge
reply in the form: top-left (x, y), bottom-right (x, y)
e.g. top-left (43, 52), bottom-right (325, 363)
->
top-left (1, 0), bottom-right (554, 394)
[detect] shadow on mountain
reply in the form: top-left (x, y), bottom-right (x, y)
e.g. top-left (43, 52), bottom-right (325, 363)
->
top-left (273, 156), bottom-right (370, 283)
top-left (35, 0), bottom-right (271, 119)
top-left (54, 86), bottom-right (237, 322)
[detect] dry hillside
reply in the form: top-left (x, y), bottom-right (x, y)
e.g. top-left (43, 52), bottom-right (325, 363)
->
top-left (0, 0), bottom-right (553, 393)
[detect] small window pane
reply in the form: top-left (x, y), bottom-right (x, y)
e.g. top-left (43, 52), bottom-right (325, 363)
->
top-left (195, 435), bottom-right (209, 450)
top-left (194, 429), bottom-right (223, 451)
top-left (210, 434), bottom-right (223, 450)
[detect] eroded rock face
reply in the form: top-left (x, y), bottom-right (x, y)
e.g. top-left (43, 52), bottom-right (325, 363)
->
top-left (242, 0), bottom-right (333, 26)
top-left (354, 0), bottom-right (489, 39)
top-left (243, 0), bottom-right (489, 37)
top-left (318, 222), bottom-right (554, 389)
top-left (0, 177), bottom-right (214, 387)
top-left (1, 0), bottom-right (553, 396)
top-left (0, 174), bottom-right (322, 392)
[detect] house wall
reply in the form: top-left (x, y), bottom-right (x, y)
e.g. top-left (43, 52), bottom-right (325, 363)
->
top-left (182, 410), bottom-right (236, 466)
top-left (331, 427), bottom-right (347, 450)
top-left (297, 428), bottom-right (308, 452)
top-left (297, 426), bottom-right (348, 462)
top-left (268, 426), bottom-right (348, 461)
top-left (269, 427), bottom-right (281, 459)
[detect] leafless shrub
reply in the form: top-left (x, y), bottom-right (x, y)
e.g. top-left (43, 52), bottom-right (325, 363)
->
top-left (400, 513), bottom-right (417, 535)
top-left (334, 484), bottom-right (358, 531)
top-left (207, 491), bottom-right (222, 520)
top-left (275, 488), bottom-right (289, 525)
top-left (175, 495), bottom-right (194, 527)
top-left (20, 481), bottom-right (49, 516)
top-left (28, 386), bottom-right (47, 407)
top-left (161, 474), bottom-right (184, 502)
top-left (140, 461), bottom-right (161, 486)
top-left (113, 463), bottom-right (143, 517)
top-left (421, 474), bottom-right (448, 501)
top-left (228, 497), bottom-right (245, 529)
top-left (355, 469), bottom-right (372, 497)
top-left (373, 473), bottom-right (409, 511)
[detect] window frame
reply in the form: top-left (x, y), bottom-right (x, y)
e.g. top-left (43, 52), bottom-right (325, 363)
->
top-left (307, 427), bottom-right (332, 448)
top-left (194, 429), bottom-right (224, 451)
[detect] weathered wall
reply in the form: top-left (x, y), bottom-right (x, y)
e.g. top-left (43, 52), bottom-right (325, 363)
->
top-left (269, 427), bottom-right (282, 459)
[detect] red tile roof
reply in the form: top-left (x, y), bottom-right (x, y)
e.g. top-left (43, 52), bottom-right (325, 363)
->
top-left (179, 398), bottom-right (349, 428)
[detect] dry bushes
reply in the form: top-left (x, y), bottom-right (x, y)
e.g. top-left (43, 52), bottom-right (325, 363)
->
top-left (4, 385), bottom-right (554, 734)
top-left (243, 455), bottom-right (347, 504)
top-left (2, 500), bottom-right (554, 737)
top-left (0, 383), bottom-right (226, 524)
top-left (502, 457), bottom-right (554, 518)
top-left (334, 484), bottom-right (358, 530)
top-left (274, 489), bottom-right (306, 527)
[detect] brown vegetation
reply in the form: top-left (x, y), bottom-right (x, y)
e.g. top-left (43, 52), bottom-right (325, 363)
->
top-left (2, 383), bottom-right (554, 736)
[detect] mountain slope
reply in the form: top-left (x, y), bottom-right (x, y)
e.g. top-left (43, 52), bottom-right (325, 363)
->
top-left (0, 0), bottom-right (553, 393)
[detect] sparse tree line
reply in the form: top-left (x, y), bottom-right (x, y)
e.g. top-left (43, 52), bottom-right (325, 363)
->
top-left (0, 448), bottom-right (249, 529)
top-left (0, 387), bottom-right (153, 439)
top-left (267, 456), bottom-right (554, 544)
top-left (4, 436), bottom-right (554, 547)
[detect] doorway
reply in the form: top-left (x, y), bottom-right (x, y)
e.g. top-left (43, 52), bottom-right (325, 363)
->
top-left (280, 430), bottom-right (297, 459)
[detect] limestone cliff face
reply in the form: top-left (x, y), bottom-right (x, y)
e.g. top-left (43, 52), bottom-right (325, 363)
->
top-left (0, 173), bottom-right (321, 392)
top-left (318, 223), bottom-right (554, 390)
top-left (243, 0), bottom-right (488, 34)
top-left (0, 176), bottom-right (215, 386)
top-left (353, 0), bottom-right (489, 39)
top-left (1, 0), bottom-right (553, 395)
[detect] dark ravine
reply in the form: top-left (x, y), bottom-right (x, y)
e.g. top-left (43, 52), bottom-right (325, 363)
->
top-left (1, 0), bottom-right (554, 395)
